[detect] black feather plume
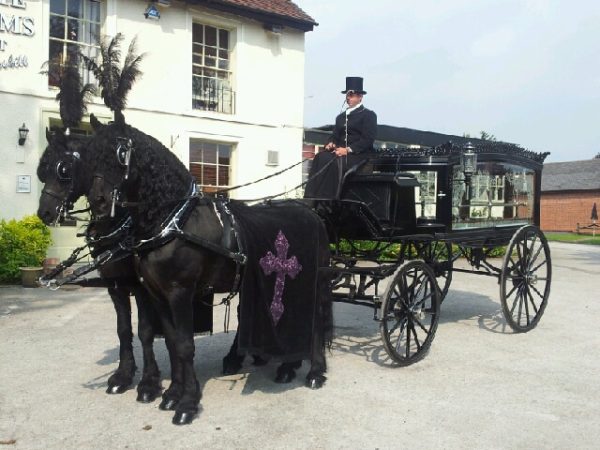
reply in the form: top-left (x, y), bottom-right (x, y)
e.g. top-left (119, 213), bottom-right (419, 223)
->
top-left (41, 52), bottom-right (95, 129)
top-left (81, 33), bottom-right (144, 121)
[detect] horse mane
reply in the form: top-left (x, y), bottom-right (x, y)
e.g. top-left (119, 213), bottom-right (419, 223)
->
top-left (89, 121), bottom-right (194, 236)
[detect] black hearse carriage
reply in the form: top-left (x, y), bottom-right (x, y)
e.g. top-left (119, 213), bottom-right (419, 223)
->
top-left (313, 141), bottom-right (551, 366)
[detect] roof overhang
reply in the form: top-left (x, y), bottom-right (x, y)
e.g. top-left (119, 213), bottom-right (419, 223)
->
top-left (186, 0), bottom-right (317, 31)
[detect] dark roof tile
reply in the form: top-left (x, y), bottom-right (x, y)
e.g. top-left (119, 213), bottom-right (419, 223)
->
top-left (542, 159), bottom-right (600, 191)
top-left (190, 0), bottom-right (317, 30)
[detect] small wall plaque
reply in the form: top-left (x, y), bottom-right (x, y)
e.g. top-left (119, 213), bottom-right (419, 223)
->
top-left (17, 175), bottom-right (31, 193)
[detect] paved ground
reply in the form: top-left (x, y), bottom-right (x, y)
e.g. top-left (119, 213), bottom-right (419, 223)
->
top-left (0, 242), bottom-right (599, 449)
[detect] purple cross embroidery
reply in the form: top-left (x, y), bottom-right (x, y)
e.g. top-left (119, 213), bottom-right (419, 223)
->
top-left (259, 230), bottom-right (302, 325)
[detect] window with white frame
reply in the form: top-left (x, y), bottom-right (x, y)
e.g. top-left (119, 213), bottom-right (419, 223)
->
top-left (48, 0), bottom-right (102, 87)
top-left (189, 140), bottom-right (233, 195)
top-left (192, 22), bottom-right (234, 114)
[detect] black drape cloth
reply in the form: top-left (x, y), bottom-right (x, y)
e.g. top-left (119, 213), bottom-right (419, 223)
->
top-left (228, 200), bottom-right (330, 362)
top-left (304, 152), bottom-right (369, 199)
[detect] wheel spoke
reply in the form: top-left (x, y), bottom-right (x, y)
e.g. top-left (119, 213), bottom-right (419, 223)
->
top-left (504, 282), bottom-right (519, 300)
top-left (509, 283), bottom-right (524, 315)
top-left (530, 258), bottom-right (548, 274)
top-left (527, 241), bottom-right (544, 271)
top-left (405, 321), bottom-right (411, 358)
top-left (409, 321), bottom-right (422, 352)
top-left (412, 314), bottom-right (433, 334)
top-left (529, 283), bottom-right (545, 301)
top-left (526, 288), bottom-right (539, 315)
top-left (522, 285), bottom-right (531, 326)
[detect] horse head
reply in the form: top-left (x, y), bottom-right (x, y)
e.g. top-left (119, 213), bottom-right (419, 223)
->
top-left (37, 127), bottom-right (92, 225)
top-left (86, 118), bottom-right (194, 236)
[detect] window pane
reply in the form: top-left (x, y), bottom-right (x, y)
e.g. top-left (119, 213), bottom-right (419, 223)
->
top-left (67, 0), bottom-right (83, 18)
top-left (67, 18), bottom-right (80, 41)
top-left (190, 145), bottom-right (202, 162)
top-left (203, 166), bottom-right (217, 185)
top-left (205, 26), bottom-right (216, 46)
top-left (192, 23), bottom-right (203, 43)
top-left (87, 23), bottom-right (100, 44)
top-left (219, 29), bottom-right (228, 48)
top-left (218, 166), bottom-right (229, 185)
top-left (88, 1), bottom-right (100, 22)
top-left (192, 66), bottom-right (202, 76)
top-left (66, 42), bottom-right (81, 59)
top-left (218, 145), bottom-right (230, 162)
top-left (218, 59), bottom-right (229, 70)
top-left (203, 144), bottom-right (217, 164)
top-left (192, 54), bottom-right (201, 65)
top-left (190, 164), bottom-right (202, 183)
top-left (50, 16), bottom-right (65, 39)
top-left (50, 0), bottom-right (66, 15)
top-left (218, 49), bottom-right (228, 59)
top-left (205, 56), bottom-right (216, 67)
top-left (49, 39), bottom-right (64, 63)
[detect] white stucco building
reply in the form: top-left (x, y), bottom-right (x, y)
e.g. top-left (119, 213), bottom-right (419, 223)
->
top-left (0, 0), bottom-right (316, 257)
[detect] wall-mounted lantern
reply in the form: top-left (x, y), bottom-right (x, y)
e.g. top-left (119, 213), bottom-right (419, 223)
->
top-left (144, 3), bottom-right (160, 20)
top-left (18, 123), bottom-right (29, 146)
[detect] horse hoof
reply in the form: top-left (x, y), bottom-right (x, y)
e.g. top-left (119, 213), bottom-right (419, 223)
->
top-left (275, 370), bottom-right (296, 384)
top-left (137, 391), bottom-right (159, 403)
top-left (306, 375), bottom-right (326, 390)
top-left (106, 384), bottom-right (128, 395)
top-left (172, 411), bottom-right (196, 425)
top-left (159, 398), bottom-right (178, 411)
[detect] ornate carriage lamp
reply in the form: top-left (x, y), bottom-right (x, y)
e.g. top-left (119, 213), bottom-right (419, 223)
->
top-left (18, 123), bottom-right (29, 146)
top-left (462, 142), bottom-right (477, 199)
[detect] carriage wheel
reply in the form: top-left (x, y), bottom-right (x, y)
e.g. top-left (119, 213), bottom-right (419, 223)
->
top-left (380, 261), bottom-right (440, 366)
top-left (500, 225), bottom-right (552, 332)
top-left (413, 241), bottom-right (453, 301)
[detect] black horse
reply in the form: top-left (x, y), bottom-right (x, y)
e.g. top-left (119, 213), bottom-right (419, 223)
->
top-left (38, 115), bottom-right (333, 425)
top-left (37, 129), bottom-right (165, 402)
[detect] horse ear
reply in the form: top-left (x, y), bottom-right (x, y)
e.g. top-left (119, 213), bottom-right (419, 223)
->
top-left (90, 113), bottom-right (103, 131)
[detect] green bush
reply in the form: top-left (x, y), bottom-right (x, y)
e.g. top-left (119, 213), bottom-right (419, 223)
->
top-left (0, 215), bottom-right (52, 283)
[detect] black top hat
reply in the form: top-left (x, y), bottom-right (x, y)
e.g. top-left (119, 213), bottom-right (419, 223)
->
top-left (341, 76), bottom-right (366, 94)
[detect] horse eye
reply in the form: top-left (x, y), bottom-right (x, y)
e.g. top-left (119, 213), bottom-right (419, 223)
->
top-left (56, 161), bottom-right (72, 180)
top-left (117, 147), bottom-right (128, 166)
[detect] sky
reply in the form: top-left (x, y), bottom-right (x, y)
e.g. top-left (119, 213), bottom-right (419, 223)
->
top-left (296, 0), bottom-right (600, 162)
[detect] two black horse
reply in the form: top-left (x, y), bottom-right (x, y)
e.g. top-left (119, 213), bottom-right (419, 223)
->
top-left (37, 116), bottom-right (333, 425)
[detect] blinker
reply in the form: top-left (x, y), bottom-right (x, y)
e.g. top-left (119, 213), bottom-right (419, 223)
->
top-left (116, 138), bottom-right (133, 180)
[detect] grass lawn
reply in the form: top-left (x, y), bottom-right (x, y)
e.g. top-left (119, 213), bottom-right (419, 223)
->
top-left (544, 232), bottom-right (600, 245)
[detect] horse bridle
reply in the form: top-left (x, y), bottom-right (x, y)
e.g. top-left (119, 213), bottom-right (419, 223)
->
top-left (41, 151), bottom-right (82, 222)
top-left (90, 137), bottom-right (135, 219)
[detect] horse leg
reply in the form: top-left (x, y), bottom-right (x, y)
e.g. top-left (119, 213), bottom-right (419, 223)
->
top-left (132, 286), bottom-right (162, 403)
top-left (106, 285), bottom-right (137, 394)
top-left (305, 328), bottom-right (327, 389)
top-left (275, 360), bottom-right (302, 383)
top-left (166, 287), bottom-right (201, 425)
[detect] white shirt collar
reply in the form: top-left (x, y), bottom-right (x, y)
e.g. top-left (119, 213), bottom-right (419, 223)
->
top-left (345, 102), bottom-right (362, 115)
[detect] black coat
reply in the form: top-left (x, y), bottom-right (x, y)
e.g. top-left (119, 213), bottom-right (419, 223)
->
top-left (328, 105), bottom-right (377, 153)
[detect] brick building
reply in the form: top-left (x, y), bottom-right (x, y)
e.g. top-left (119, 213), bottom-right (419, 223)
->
top-left (541, 158), bottom-right (600, 232)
